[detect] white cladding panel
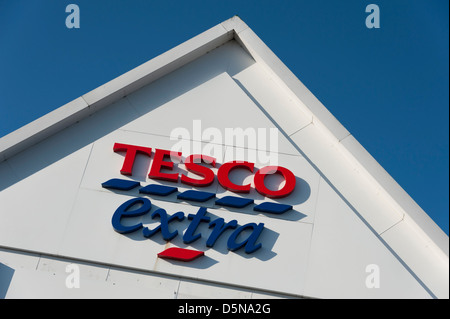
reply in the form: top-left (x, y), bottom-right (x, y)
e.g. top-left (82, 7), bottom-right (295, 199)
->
top-left (0, 39), bottom-right (442, 298)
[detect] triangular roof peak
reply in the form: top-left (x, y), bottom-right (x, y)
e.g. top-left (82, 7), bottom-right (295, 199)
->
top-left (0, 16), bottom-right (448, 298)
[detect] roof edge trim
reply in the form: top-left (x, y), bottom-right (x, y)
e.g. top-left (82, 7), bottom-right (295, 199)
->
top-left (231, 21), bottom-right (449, 259)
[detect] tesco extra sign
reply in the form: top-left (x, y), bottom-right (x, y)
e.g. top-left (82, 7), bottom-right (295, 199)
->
top-left (101, 143), bottom-right (298, 261)
top-left (113, 143), bottom-right (296, 198)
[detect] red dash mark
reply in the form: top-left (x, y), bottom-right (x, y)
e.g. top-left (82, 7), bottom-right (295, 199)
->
top-left (157, 247), bottom-right (204, 262)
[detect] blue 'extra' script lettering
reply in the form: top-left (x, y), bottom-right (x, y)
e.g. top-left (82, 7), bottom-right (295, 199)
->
top-left (112, 197), bottom-right (265, 254)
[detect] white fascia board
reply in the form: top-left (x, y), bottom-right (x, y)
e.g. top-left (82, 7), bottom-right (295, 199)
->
top-left (340, 134), bottom-right (449, 257)
top-left (0, 97), bottom-right (89, 161)
top-left (234, 24), bottom-right (350, 142)
top-left (231, 18), bottom-right (448, 259)
top-left (220, 15), bottom-right (250, 34)
top-left (83, 23), bottom-right (233, 113)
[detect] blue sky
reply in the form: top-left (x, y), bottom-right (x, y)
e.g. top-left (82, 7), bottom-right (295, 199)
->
top-left (0, 0), bottom-right (448, 234)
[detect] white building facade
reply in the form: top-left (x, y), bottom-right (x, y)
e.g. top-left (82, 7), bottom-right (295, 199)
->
top-left (0, 17), bottom-right (448, 299)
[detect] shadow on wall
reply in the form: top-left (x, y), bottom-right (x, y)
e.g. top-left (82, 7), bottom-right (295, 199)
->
top-left (118, 201), bottom-right (281, 267)
top-left (0, 263), bottom-right (14, 299)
